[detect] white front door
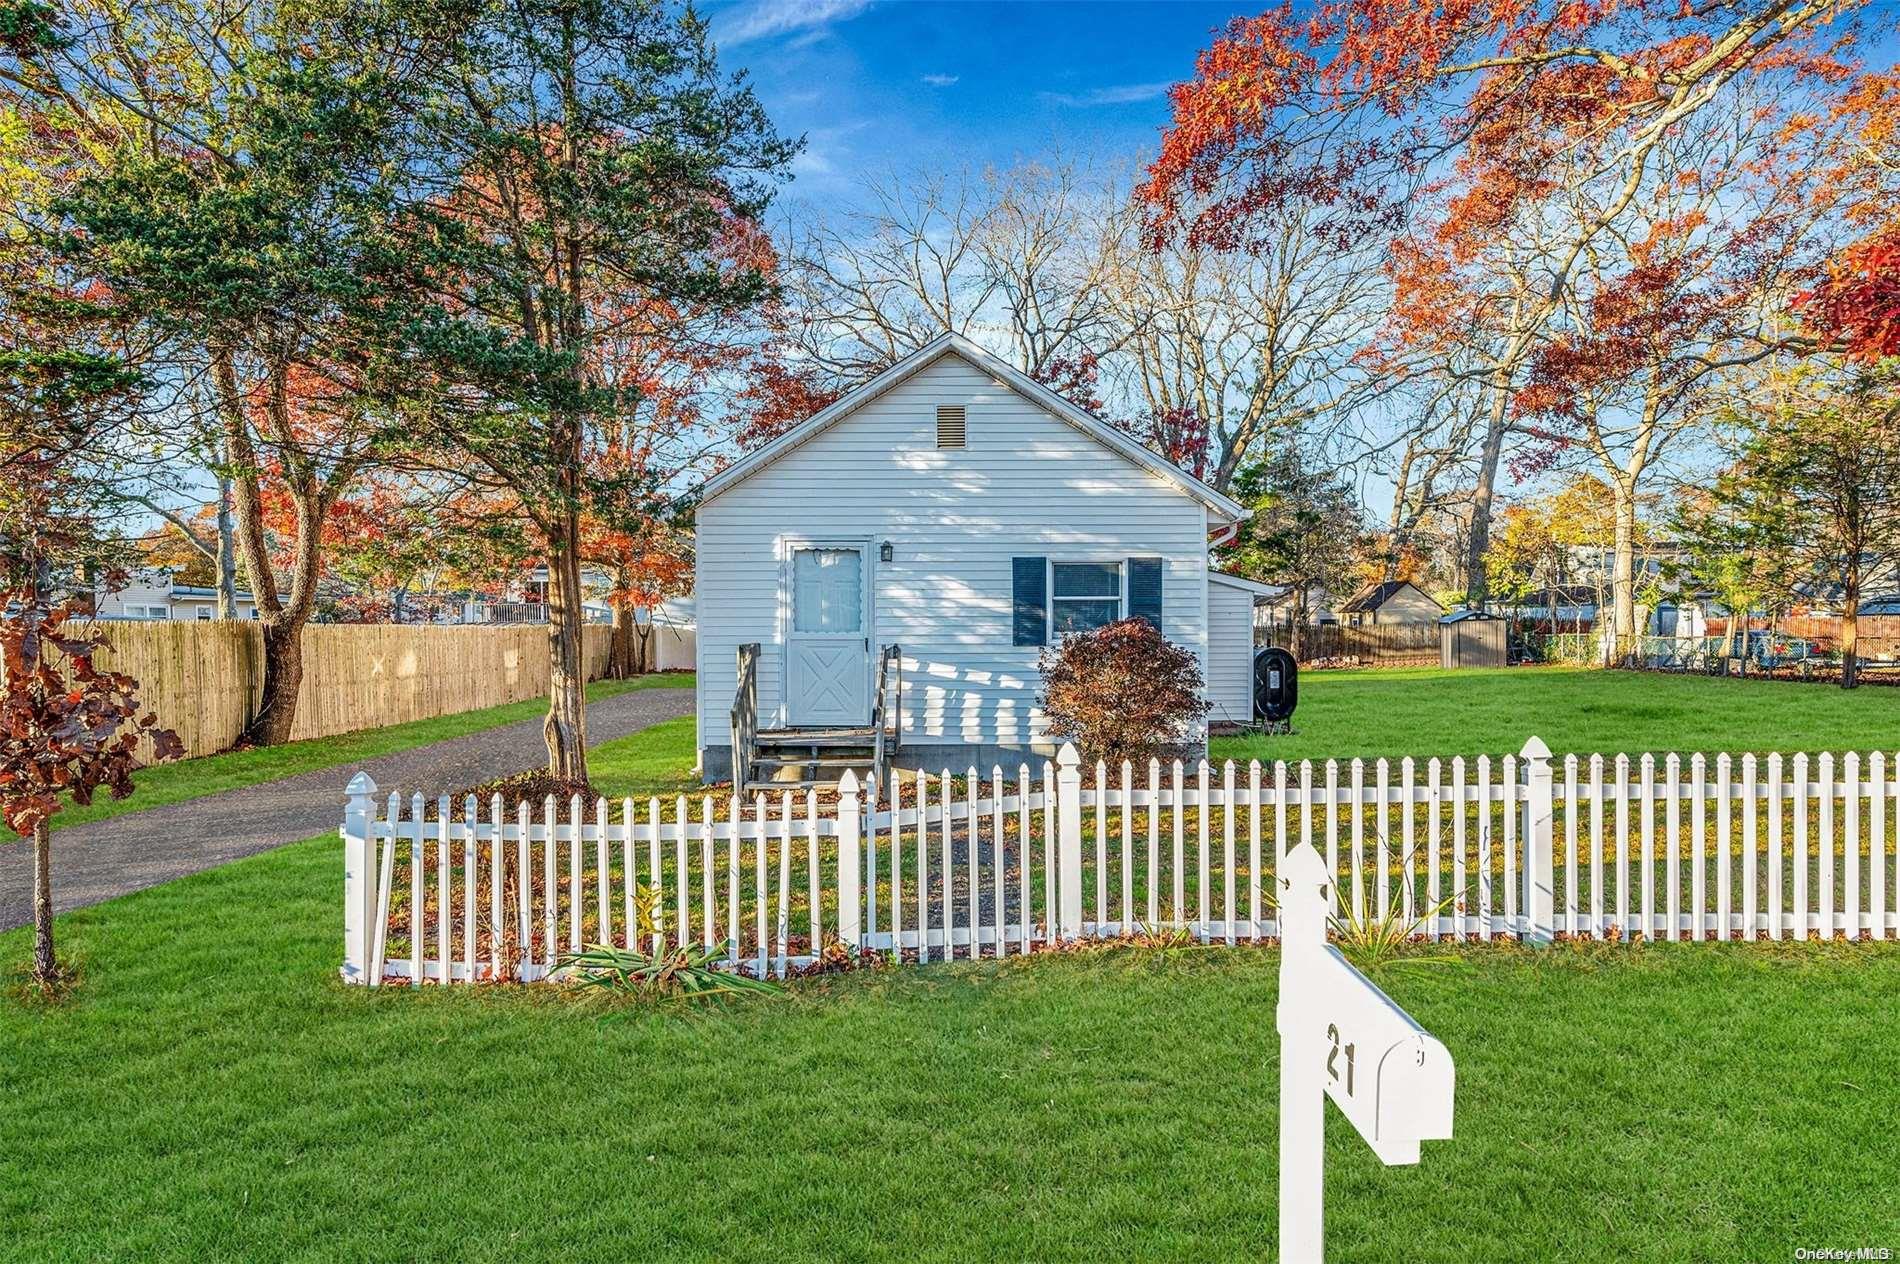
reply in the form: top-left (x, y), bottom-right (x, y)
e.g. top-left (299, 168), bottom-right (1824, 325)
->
top-left (785, 543), bottom-right (870, 727)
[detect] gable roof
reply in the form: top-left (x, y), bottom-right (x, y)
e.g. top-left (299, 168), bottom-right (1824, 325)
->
top-left (1209, 571), bottom-right (1284, 599)
top-left (1339, 580), bottom-right (1443, 614)
top-left (698, 333), bottom-right (1248, 522)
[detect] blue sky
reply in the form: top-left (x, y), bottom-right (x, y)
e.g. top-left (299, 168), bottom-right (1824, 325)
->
top-left (705, 0), bottom-right (1244, 213)
top-left (710, 0), bottom-right (1900, 218)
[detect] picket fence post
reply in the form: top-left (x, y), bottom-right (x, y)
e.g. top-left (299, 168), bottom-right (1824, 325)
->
top-left (340, 771), bottom-right (378, 985)
top-left (1520, 738), bottom-right (1554, 947)
top-left (1056, 743), bottom-right (1084, 940)
top-left (838, 770), bottom-right (863, 949)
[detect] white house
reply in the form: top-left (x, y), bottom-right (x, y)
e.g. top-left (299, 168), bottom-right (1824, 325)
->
top-left (694, 334), bottom-right (1256, 784)
top-left (92, 571), bottom-right (257, 621)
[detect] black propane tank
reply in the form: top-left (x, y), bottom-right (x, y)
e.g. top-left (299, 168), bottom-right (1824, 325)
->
top-left (1253, 646), bottom-right (1298, 726)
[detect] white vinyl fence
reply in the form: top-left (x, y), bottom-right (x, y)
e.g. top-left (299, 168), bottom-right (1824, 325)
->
top-left (339, 738), bottom-right (1900, 986)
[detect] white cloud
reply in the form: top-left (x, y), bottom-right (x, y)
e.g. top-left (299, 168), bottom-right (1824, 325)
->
top-left (789, 120), bottom-right (870, 183)
top-left (1039, 81), bottom-right (1173, 108)
top-left (791, 147), bottom-right (837, 177)
top-left (712, 0), bottom-right (872, 47)
top-left (921, 73), bottom-right (959, 88)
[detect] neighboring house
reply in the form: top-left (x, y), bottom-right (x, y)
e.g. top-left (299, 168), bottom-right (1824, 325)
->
top-left (92, 571), bottom-right (257, 621)
top-left (1337, 580), bottom-right (1444, 626)
top-left (1253, 583), bottom-right (1331, 631)
top-left (693, 333), bottom-right (1253, 783)
top-left (485, 567), bottom-right (616, 624)
top-left (1795, 565), bottom-right (1900, 618)
top-left (1499, 584), bottom-right (1601, 626)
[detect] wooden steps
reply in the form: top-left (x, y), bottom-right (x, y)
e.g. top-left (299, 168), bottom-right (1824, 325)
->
top-left (733, 642), bottom-right (901, 796)
top-left (743, 728), bottom-right (877, 795)
top-left (755, 727), bottom-right (876, 746)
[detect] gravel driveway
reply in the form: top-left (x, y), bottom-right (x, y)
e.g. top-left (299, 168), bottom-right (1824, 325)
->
top-left (0, 685), bottom-right (695, 932)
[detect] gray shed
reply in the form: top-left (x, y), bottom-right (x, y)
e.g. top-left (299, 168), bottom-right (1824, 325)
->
top-left (1440, 610), bottom-right (1507, 669)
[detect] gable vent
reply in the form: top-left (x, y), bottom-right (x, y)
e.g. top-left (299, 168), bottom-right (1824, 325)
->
top-left (936, 405), bottom-right (967, 449)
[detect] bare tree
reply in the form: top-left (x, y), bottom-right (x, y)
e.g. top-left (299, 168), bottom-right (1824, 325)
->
top-left (1098, 193), bottom-right (1388, 491)
top-left (782, 161), bottom-right (1389, 492)
top-left (1518, 87), bottom-right (1838, 641)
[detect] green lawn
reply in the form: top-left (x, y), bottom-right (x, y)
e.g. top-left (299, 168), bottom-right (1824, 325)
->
top-left (589, 713), bottom-right (702, 799)
top-left (1212, 666), bottom-right (1900, 765)
top-left (49, 672), bottom-right (694, 833)
top-left (5, 830), bottom-right (1897, 1261)
top-left (10, 667), bottom-right (1900, 1259)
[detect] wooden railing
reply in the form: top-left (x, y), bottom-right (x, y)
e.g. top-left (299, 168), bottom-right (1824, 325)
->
top-left (870, 643), bottom-right (902, 788)
top-left (730, 642), bottom-right (760, 789)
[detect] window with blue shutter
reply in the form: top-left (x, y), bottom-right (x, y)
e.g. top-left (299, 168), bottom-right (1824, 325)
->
top-left (1050, 562), bottom-right (1121, 635)
top-left (1127, 557), bottom-right (1163, 631)
top-left (1012, 556), bottom-right (1047, 646)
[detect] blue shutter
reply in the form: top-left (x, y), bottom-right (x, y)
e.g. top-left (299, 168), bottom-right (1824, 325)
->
top-left (1012, 557), bottom-right (1047, 646)
top-left (1127, 557), bottom-right (1163, 631)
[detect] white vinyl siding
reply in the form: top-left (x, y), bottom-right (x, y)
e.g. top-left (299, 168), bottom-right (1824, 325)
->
top-left (1206, 576), bottom-right (1259, 726)
top-left (697, 351), bottom-right (1211, 754)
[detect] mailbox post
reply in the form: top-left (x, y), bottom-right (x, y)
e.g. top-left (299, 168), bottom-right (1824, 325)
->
top-left (1276, 844), bottom-right (1456, 1262)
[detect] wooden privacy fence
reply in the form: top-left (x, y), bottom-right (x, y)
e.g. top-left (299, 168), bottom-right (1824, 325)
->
top-left (1261, 622), bottom-right (1440, 666)
top-left (340, 737), bottom-right (1900, 986)
top-left (83, 620), bottom-right (615, 758)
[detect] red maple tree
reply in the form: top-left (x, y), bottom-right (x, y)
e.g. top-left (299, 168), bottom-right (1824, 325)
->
top-left (1798, 70), bottom-right (1900, 359)
top-left (3, 583), bottom-right (182, 988)
top-left (1140, 0), bottom-right (1880, 606)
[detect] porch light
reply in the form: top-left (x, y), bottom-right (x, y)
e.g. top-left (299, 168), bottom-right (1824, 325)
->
top-left (879, 540), bottom-right (894, 563)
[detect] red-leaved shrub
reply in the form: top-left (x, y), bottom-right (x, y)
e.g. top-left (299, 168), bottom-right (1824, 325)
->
top-left (1038, 618), bottom-right (1208, 765)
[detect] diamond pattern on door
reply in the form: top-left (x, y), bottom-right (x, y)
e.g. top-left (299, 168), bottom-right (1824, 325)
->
top-left (786, 545), bottom-right (869, 726)
top-left (797, 643), bottom-right (860, 721)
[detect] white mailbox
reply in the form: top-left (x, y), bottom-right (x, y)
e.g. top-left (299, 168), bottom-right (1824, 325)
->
top-left (1276, 843), bottom-right (1456, 1261)
top-left (1307, 943), bottom-right (1454, 1165)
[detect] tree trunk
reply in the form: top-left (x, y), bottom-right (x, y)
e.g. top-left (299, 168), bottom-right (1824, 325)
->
top-left (1842, 586), bottom-right (1860, 690)
top-left (544, 538), bottom-right (589, 780)
top-left (216, 470), bottom-right (238, 620)
top-left (32, 818), bottom-right (55, 986)
top-left (215, 346), bottom-right (319, 748)
top-left (1462, 384), bottom-right (1513, 610)
top-left (244, 620), bottom-right (304, 745)
top-left (1611, 487), bottom-right (1637, 660)
top-left (608, 599), bottom-right (636, 679)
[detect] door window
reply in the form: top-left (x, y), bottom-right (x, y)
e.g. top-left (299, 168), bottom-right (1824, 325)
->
top-left (793, 548), bottom-right (863, 634)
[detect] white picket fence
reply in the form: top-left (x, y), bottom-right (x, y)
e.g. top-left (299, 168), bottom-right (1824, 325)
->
top-left (339, 738), bottom-right (1900, 986)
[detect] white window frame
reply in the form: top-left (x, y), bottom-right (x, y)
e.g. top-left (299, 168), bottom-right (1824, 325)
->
top-left (1047, 559), bottom-right (1126, 644)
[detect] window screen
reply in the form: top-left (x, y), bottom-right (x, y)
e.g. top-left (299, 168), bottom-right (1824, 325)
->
top-left (792, 547), bottom-right (863, 633)
top-left (1050, 562), bottom-right (1122, 637)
